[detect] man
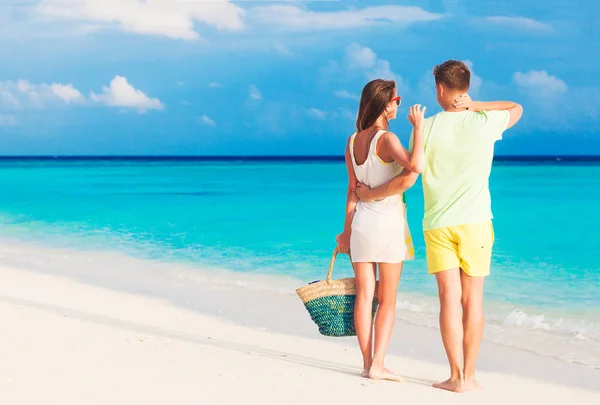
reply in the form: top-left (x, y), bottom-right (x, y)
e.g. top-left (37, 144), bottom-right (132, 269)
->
top-left (356, 60), bottom-right (522, 392)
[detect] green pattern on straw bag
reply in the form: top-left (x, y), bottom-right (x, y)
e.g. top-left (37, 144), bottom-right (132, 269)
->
top-left (296, 247), bottom-right (379, 337)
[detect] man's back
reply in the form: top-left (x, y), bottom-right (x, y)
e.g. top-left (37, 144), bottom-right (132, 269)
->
top-left (418, 110), bottom-right (509, 231)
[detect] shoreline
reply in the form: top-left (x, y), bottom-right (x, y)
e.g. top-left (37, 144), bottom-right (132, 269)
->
top-left (0, 238), bottom-right (598, 394)
top-left (1, 257), bottom-right (599, 404)
top-left (0, 236), bottom-right (598, 370)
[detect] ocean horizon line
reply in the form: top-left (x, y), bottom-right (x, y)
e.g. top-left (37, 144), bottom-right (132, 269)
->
top-left (0, 155), bottom-right (599, 162)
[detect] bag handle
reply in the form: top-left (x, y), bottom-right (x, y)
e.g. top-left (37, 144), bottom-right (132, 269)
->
top-left (326, 247), bottom-right (351, 282)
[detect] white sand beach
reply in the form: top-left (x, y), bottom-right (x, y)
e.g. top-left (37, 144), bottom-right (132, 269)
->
top-left (0, 243), bottom-right (599, 405)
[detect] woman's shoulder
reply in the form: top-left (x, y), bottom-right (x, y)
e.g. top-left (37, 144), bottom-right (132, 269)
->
top-left (379, 130), bottom-right (400, 143)
top-left (345, 131), bottom-right (358, 149)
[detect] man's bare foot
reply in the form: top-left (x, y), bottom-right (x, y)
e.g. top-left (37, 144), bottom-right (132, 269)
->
top-left (433, 377), bottom-right (466, 393)
top-left (464, 377), bottom-right (484, 391)
top-left (368, 367), bottom-right (404, 382)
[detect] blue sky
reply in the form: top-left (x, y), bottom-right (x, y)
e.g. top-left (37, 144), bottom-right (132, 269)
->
top-left (0, 0), bottom-right (598, 155)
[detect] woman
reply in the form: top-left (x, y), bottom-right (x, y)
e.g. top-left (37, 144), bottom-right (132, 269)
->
top-left (336, 79), bottom-right (425, 381)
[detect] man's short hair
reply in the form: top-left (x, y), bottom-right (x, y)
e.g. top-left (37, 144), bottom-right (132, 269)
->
top-left (433, 60), bottom-right (471, 91)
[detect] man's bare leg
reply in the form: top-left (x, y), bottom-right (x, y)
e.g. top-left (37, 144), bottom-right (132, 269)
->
top-left (461, 269), bottom-right (485, 391)
top-left (433, 268), bottom-right (466, 393)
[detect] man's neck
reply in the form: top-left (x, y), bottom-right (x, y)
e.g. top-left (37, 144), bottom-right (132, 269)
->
top-left (441, 91), bottom-right (468, 112)
top-left (443, 106), bottom-right (468, 112)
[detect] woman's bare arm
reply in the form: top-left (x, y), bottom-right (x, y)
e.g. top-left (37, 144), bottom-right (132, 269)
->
top-left (336, 136), bottom-right (358, 253)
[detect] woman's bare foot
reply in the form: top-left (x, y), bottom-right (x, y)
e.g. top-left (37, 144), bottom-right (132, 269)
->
top-left (433, 377), bottom-right (466, 393)
top-left (368, 367), bottom-right (404, 382)
top-left (361, 360), bottom-right (372, 378)
top-left (464, 377), bottom-right (484, 391)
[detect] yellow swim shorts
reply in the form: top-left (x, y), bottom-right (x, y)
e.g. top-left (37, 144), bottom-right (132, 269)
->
top-left (424, 221), bottom-right (494, 277)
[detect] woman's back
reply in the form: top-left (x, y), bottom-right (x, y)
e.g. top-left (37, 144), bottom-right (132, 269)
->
top-left (349, 129), bottom-right (404, 207)
top-left (348, 127), bottom-right (413, 263)
top-left (337, 78), bottom-right (418, 264)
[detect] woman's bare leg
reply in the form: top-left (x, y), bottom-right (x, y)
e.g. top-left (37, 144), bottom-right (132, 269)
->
top-left (353, 262), bottom-right (377, 376)
top-left (369, 261), bottom-right (403, 382)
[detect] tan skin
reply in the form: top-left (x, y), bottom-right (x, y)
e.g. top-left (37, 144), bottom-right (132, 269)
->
top-left (336, 90), bottom-right (426, 381)
top-left (356, 85), bottom-right (523, 392)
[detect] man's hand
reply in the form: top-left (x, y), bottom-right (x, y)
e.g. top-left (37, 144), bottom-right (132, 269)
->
top-left (356, 182), bottom-right (375, 202)
top-left (453, 93), bottom-right (476, 111)
top-left (336, 232), bottom-right (351, 254)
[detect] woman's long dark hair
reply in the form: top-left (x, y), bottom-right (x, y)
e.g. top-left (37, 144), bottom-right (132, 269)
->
top-left (355, 79), bottom-right (396, 131)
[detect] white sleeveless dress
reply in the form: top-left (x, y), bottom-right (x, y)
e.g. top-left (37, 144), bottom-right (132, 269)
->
top-left (349, 130), bottom-right (415, 263)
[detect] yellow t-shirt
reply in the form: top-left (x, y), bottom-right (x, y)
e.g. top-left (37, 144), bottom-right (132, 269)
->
top-left (410, 110), bottom-right (510, 231)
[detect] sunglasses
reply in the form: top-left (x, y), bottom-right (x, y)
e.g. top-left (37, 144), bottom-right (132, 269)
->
top-left (391, 96), bottom-right (402, 106)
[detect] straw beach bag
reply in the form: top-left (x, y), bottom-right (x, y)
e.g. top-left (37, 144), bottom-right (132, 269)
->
top-left (296, 247), bottom-right (379, 337)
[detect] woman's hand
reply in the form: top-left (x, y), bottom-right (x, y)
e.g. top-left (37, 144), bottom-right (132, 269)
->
top-left (336, 232), bottom-right (351, 254)
top-left (407, 104), bottom-right (427, 129)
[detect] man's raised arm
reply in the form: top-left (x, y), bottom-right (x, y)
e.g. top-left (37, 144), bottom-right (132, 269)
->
top-left (454, 95), bottom-right (523, 129)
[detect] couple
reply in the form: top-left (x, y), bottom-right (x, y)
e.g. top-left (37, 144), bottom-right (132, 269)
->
top-left (336, 60), bottom-right (523, 393)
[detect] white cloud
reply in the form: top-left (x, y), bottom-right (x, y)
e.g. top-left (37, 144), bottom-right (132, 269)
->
top-left (307, 108), bottom-right (326, 120)
top-left (91, 75), bottom-right (164, 111)
top-left (347, 44), bottom-right (377, 69)
top-left (252, 5), bottom-right (443, 30)
top-left (16, 79), bottom-right (43, 105)
top-left (249, 84), bottom-right (262, 100)
top-left (0, 79), bottom-right (84, 108)
top-left (513, 71), bottom-right (567, 99)
top-left (0, 114), bottom-right (18, 127)
top-left (16, 79), bottom-right (33, 94)
top-left (334, 90), bottom-right (359, 101)
top-left (371, 61), bottom-right (396, 82)
top-left (2, 76), bottom-right (164, 112)
top-left (274, 43), bottom-right (293, 57)
top-left (36, 0), bottom-right (245, 40)
top-left (199, 115), bottom-right (216, 127)
top-left (319, 44), bottom-right (405, 95)
top-left (346, 43), bottom-right (399, 82)
top-left (208, 82), bottom-right (222, 88)
top-left (482, 16), bottom-right (553, 33)
top-left (49, 83), bottom-right (85, 103)
top-left (0, 89), bottom-right (21, 109)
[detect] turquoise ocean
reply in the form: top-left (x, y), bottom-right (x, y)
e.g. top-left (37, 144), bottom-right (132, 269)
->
top-left (0, 158), bottom-right (598, 367)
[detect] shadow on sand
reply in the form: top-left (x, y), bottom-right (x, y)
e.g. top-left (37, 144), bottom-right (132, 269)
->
top-left (0, 294), bottom-right (436, 388)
